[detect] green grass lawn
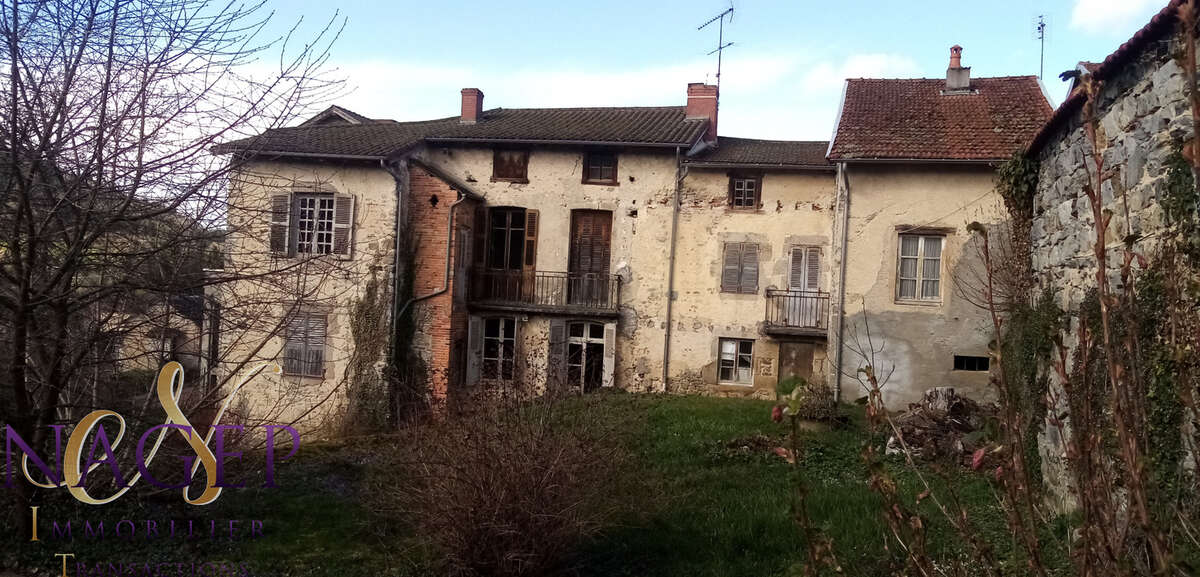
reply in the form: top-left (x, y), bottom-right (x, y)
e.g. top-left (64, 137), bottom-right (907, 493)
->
top-left (6, 394), bottom-right (1066, 576)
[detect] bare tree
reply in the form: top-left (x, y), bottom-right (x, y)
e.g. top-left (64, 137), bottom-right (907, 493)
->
top-left (0, 0), bottom-right (346, 521)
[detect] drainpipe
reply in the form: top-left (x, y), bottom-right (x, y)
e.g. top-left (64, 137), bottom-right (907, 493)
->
top-left (662, 146), bottom-right (685, 391)
top-left (833, 162), bottom-right (851, 403)
top-left (382, 158), bottom-right (408, 365)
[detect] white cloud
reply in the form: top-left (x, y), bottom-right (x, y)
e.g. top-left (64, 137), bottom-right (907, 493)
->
top-left (1070, 0), bottom-right (1161, 34)
top-left (800, 53), bottom-right (921, 93)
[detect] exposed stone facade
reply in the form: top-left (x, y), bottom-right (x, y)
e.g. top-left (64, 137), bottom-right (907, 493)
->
top-left (1030, 31), bottom-right (1192, 509)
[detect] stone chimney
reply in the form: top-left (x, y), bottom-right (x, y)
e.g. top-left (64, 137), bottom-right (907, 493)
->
top-left (460, 88), bottom-right (484, 124)
top-left (946, 45), bottom-right (971, 92)
top-left (686, 83), bottom-right (719, 143)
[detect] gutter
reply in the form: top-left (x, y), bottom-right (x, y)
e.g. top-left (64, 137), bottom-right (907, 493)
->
top-left (833, 162), bottom-right (851, 403)
top-left (662, 145), bottom-right (685, 390)
top-left (681, 161), bottom-right (835, 172)
top-left (830, 157), bottom-right (1004, 165)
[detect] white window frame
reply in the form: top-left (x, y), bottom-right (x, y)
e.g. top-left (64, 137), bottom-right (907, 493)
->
top-left (295, 194), bottom-right (336, 255)
top-left (718, 338), bottom-right (754, 385)
top-left (896, 234), bottom-right (944, 303)
top-left (481, 317), bottom-right (517, 382)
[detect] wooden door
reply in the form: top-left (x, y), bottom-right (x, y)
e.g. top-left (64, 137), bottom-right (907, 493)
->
top-left (778, 342), bottom-right (815, 385)
top-left (568, 210), bottom-right (612, 306)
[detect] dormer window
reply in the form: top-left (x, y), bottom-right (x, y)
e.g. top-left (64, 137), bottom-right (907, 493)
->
top-left (582, 151), bottom-right (618, 185)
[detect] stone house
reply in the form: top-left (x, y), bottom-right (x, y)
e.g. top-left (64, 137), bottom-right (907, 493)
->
top-left (1024, 0), bottom-right (1195, 507)
top-left (210, 46), bottom-right (1054, 424)
top-left (213, 83), bottom-right (842, 422)
top-left (826, 47), bottom-right (1053, 407)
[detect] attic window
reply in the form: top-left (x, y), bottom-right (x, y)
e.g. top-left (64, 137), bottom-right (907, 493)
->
top-left (583, 151), bottom-right (618, 185)
top-left (492, 149), bottom-right (529, 182)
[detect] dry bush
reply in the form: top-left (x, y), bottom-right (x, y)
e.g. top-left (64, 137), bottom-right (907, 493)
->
top-left (364, 391), bottom-right (656, 577)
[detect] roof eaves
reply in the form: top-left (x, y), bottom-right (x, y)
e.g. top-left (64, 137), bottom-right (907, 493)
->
top-left (682, 161), bottom-right (834, 171)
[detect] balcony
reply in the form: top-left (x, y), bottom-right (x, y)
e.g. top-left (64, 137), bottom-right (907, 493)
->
top-left (469, 269), bottom-right (621, 316)
top-left (764, 290), bottom-right (829, 338)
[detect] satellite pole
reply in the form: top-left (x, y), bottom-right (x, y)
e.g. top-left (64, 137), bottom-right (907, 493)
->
top-left (1037, 15), bottom-right (1046, 80)
top-left (699, 5), bottom-right (734, 90)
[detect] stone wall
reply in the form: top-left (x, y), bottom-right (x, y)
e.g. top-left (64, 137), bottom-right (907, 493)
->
top-left (1030, 33), bottom-right (1191, 508)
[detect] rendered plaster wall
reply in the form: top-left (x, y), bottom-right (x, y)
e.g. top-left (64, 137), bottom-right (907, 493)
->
top-left (832, 163), bottom-right (1002, 408)
top-left (219, 159), bottom-right (399, 431)
top-left (420, 145), bottom-right (680, 392)
top-left (667, 168), bottom-right (836, 398)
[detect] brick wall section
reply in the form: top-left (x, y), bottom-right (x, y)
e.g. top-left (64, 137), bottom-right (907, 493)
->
top-left (408, 165), bottom-right (476, 402)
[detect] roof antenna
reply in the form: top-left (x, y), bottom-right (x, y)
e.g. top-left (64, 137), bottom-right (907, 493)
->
top-left (698, 3), bottom-right (735, 90)
top-left (1036, 14), bottom-right (1046, 79)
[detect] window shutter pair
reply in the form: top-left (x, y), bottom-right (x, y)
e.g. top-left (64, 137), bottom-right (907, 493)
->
top-left (466, 315), bottom-right (481, 385)
top-left (721, 242), bottom-right (759, 294)
top-left (284, 312), bottom-right (326, 376)
top-left (789, 247), bottom-right (821, 291)
top-left (268, 192), bottom-right (355, 258)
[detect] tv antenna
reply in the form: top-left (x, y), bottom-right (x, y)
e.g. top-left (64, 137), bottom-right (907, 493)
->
top-left (1036, 15), bottom-right (1046, 79)
top-left (699, 5), bottom-right (734, 89)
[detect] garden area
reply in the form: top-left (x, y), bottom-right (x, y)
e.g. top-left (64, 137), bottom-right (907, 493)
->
top-left (5, 394), bottom-right (1069, 577)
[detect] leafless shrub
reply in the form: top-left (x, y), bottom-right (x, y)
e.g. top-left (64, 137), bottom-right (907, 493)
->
top-left (363, 390), bottom-right (657, 577)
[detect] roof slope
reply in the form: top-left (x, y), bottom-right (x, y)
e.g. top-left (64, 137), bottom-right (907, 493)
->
top-left (828, 76), bottom-right (1052, 161)
top-left (215, 106), bottom-right (708, 158)
top-left (685, 137), bottom-right (831, 169)
top-left (1028, 0), bottom-right (1182, 154)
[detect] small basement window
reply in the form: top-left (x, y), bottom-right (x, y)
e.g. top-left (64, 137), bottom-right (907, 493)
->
top-left (953, 355), bottom-right (990, 372)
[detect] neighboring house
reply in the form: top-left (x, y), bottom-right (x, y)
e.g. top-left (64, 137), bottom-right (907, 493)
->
top-left (1024, 0), bottom-right (1193, 508)
top-left (827, 46), bottom-right (1052, 407)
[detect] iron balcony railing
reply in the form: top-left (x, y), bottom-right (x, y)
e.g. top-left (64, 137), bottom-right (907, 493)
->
top-left (764, 289), bottom-right (830, 331)
top-left (470, 269), bottom-right (621, 312)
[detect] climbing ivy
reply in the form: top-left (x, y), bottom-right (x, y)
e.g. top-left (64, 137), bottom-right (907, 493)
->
top-left (1163, 147), bottom-right (1200, 261)
top-left (999, 288), bottom-right (1062, 490)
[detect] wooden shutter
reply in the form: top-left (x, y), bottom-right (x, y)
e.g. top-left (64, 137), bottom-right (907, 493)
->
top-left (523, 209), bottom-right (539, 271)
top-left (789, 247), bottom-right (805, 289)
top-left (548, 318), bottom-right (566, 389)
top-left (270, 194), bottom-right (292, 255)
top-left (721, 242), bottom-right (742, 292)
top-left (332, 194), bottom-right (354, 257)
top-left (466, 315), bottom-right (481, 385)
top-left (473, 205), bottom-right (488, 267)
top-left (740, 243), bottom-right (759, 294)
top-left (602, 323), bottom-right (616, 388)
top-left (805, 247), bottom-right (820, 291)
top-left (305, 314), bottom-right (327, 375)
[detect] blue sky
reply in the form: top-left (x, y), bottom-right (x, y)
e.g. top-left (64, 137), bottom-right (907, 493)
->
top-left (266, 0), bottom-right (1168, 140)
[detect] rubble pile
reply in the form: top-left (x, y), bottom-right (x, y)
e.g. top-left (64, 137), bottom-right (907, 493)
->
top-left (885, 387), bottom-right (997, 467)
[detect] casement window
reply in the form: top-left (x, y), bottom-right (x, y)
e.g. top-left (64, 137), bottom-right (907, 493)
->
top-left (953, 355), bottom-right (990, 371)
top-left (897, 234), bottom-right (944, 301)
top-left (718, 338), bottom-right (754, 384)
top-left (547, 318), bottom-right (616, 391)
top-left (481, 317), bottom-right (517, 381)
top-left (283, 311), bottom-right (326, 377)
top-left (492, 149), bottom-right (529, 182)
top-left (729, 176), bottom-right (759, 209)
top-left (789, 246), bottom-right (821, 291)
top-left (582, 151), bottom-right (618, 185)
top-left (720, 242), bottom-right (759, 294)
top-left (269, 191), bottom-right (354, 258)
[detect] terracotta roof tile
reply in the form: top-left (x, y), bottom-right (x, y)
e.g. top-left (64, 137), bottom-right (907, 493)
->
top-left (684, 137), bottom-right (831, 169)
top-left (828, 76), bottom-right (1052, 161)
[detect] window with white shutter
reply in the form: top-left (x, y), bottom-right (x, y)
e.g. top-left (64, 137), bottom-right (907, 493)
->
top-left (789, 246), bottom-right (821, 291)
top-left (897, 234), bottom-right (944, 301)
top-left (283, 311), bottom-right (326, 377)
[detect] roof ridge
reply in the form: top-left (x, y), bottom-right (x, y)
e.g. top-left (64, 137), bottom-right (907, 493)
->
top-left (487, 105), bottom-right (687, 112)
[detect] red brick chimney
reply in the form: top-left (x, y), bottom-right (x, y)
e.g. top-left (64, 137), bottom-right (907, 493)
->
top-left (946, 45), bottom-right (971, 92)
top-left (460, 88), bottom-right (484, 124)
top-left (686, 83), bottom-right (718, 143)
